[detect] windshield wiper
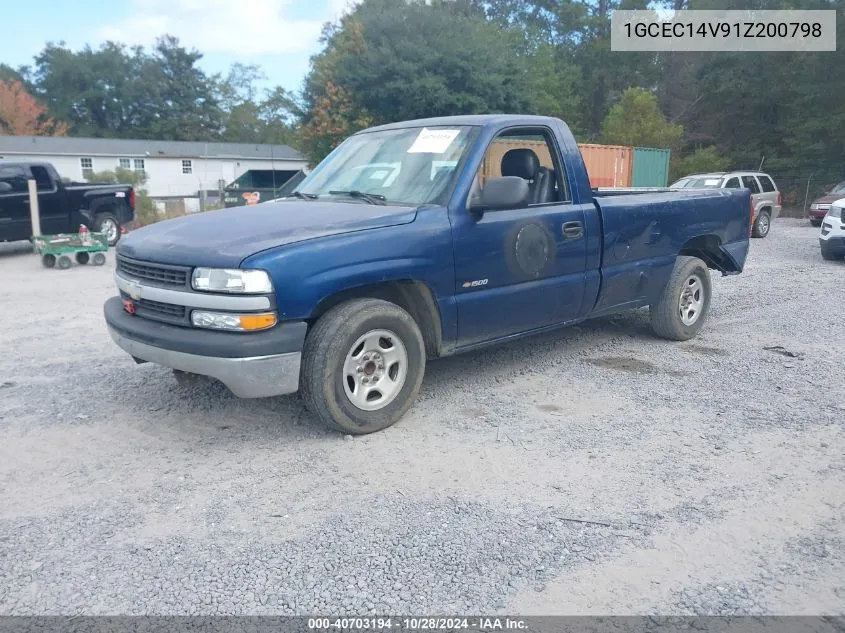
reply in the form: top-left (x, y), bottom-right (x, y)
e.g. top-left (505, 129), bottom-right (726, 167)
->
top-left (283, 191), bottom-right (318, 200)
top-left (328, 190), bottom-right (387, 205)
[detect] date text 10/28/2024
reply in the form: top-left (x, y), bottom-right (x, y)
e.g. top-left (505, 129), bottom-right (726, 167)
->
top-left (308, 618), bottom-right (528, 630)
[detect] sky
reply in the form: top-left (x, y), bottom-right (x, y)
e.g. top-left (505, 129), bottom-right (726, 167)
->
top-left (0, 0), bottom-right (353, 94)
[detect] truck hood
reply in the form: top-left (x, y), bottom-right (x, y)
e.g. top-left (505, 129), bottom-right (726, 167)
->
top-left (117, 199), bottom-right (418, 267)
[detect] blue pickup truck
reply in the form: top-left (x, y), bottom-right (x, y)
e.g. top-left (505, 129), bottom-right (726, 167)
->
top-left (105, 115), bottom-right (751, 434)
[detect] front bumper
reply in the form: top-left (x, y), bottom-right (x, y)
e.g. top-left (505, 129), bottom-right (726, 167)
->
top-left (809, 208), bottom-right (830, 219)
top-left (104, 296), bottom-right (307, 398)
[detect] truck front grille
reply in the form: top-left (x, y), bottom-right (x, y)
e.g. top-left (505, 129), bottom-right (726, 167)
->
top-left (117, 256), bottom-right (190, 288)
top-left (120, 292), bottom-right (189, 325)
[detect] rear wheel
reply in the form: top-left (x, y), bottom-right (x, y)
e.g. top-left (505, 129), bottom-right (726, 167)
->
top-left (752, 210), bottom-right (771, 238)
top-left (300, 298), bottom-right (426, 434)
top-left (92, 252), bottom-right (106, 266)
top-left (57, 255), bottom-right (72, 270)
top-left (94, 212), bottom-right (121, 246)
top-left (650, 256), bottom-right (712, 341)
top-left (41, 254), bottom-right (56, 268)
top-left (75, 251), bottom-right (90, 265)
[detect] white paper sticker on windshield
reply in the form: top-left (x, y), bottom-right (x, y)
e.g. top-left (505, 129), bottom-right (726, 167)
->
top-left (704, 179), bottom-right (721, 185)
top-left (369, 170), bottom-right (389, 180)
top-left (407, 128), bottom-right (461, 154)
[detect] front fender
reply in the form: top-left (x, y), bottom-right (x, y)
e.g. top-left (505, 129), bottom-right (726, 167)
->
top-left (240, 209), bottom-right (458, 343)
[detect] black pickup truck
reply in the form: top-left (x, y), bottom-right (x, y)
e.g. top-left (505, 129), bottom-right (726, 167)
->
top-left (0, 161), bottom-right (135, 245)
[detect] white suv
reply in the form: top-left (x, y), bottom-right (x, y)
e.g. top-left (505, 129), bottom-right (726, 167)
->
top-left (819, 199), bottom-right (845, 261)
top-left (670, 171), bottom-right (782, 238)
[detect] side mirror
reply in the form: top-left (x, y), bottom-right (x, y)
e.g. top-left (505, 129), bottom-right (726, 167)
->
top-left (0, 182), bottom-right (12, 193)
top-left (471, 176), bottom-right (529, 214)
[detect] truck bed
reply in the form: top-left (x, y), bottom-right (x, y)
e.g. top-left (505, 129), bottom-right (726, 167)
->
top-left (586, 186), bottom-right (751, 315)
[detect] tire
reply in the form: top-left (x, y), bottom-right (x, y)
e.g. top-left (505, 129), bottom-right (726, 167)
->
top-left (751, 209), bottom-right (771, 238)
top-left (92, 252), bottom-right (106, 266)
top-left (94, 211), bottom-right (121, 246)
top-left (300, 298), bottom-right (426, 434)
top-left (42, 254), bottom-right (56, 268)
top-left (650, 256), bottom-right (712, 341)
top-left (57, 255), bottom-right (72, 270)
top-left (810, 219), bottom-right (823, 228)
top-left (820, 240), bottom-right (843, 261)
top-left (75, 251), bottom-right (90, 265)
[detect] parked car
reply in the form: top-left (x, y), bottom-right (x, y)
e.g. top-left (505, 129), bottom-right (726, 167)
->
top-left (0, 161), bottom-right (135, 245)
top-left (819, 198), bottom-right (845, 261)
top-left (670, 171), bottom-right (781, 238)
top-left (105, 114), bottom-right (751, 434)
top-left (808, 181), bottom-right (845, 227)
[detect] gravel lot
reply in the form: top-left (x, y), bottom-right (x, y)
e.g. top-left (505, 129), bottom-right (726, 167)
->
top-left (1, 218), bottom-right (843, 616)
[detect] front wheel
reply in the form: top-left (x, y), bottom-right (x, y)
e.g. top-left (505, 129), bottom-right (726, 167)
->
top-left (751, 210), bottom-right (771, 238)
top-left (810, 219), bottom-right (823, 228)
top-left (300, 298), bottom-right (426, 434)
top-left (649, 256), bottom-right (712, 341)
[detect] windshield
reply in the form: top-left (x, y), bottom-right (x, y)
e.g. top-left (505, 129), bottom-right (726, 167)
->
top-left (293, 126), bottom-right (475, 206)
top-left (670, 178), bottom-right (691, 188)
top-left (829, 181), bottom-right (845, 194)
top-left (682, 177), bottom-right (724, 189)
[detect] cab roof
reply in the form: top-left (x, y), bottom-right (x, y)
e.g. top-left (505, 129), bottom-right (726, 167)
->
top-left (359, 114), bottom-right (560, 134)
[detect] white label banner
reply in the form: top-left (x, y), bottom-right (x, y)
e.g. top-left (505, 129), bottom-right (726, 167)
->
top-left (611, 10), bottom-right (836, 51)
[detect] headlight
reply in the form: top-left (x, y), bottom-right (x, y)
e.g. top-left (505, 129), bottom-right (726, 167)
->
top-left (191, 310), bottom-right (277, 331)
top-left (192, 268), bottom-right (272, 294)
top-left (811, 203), bottom-right (819, 209)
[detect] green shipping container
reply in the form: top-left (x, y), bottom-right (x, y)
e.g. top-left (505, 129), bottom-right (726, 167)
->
top-left (632, 147), bottom-right (671, 187)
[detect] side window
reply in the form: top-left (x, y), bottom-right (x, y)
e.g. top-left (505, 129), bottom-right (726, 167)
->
top-left (0, 166), bottom-right (29, 194)
top-left (30, 166), bottom-right (55, 192)
top-left (119, 158), bottom-right (131, 169)
top-left (759, 176), bottom-right (776, 192)
top-left (741, 175), bottom-right (761, 194)
top-left (724, 177), bottom-right (740, 189)
top-left (476, 128), bottom-right (569, 208)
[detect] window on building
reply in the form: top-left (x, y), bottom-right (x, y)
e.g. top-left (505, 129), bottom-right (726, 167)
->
top-left (134, 158), bottom-right (145, 175)
top-left (119, 158), bottom-right (131, 169)
top-left (80, 157), bottom-right (94, 179)
top-left (182, 159), bottom-right (193, 174)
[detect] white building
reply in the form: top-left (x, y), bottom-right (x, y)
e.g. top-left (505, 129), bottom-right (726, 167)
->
top-left (0, 135), bottom-right (307, 210)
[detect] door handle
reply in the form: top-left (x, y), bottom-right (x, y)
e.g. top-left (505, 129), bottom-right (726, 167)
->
top-left (562, 221), bottom-right (584, 239)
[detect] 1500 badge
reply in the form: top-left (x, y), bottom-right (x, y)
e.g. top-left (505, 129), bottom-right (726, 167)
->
top-left (462, 279), bottom-right (488, 288)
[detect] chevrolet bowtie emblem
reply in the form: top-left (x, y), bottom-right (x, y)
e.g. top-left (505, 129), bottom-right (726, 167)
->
top-left (126, 280), bottom-right (143, 301)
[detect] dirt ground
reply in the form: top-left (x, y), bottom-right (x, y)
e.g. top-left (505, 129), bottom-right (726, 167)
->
top-left (0, 218), bottom-right (843, 615)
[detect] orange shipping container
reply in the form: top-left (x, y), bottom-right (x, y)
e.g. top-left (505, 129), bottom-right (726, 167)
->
top-left (577, 144), bottom-right (633, 188)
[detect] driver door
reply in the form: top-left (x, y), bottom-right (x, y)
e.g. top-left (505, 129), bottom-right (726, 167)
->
top-left (449, 127), bottom-right (588, 348)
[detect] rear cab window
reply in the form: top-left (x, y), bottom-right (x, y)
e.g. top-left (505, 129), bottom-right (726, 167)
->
top-left (723, 177), bottom-right (741, 189)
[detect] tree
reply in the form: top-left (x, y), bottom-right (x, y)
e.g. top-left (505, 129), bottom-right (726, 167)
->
top-left (217, 66), bottom-right (300, 145)
top-left (29, 37), bottom-right (222, 141)
top-left (0, 80), bottom-right (67, 136)
top-left (674, 146), bottom-right (730, 181)
top-left (300, 0), bottom-right (538, 162)
top-left (601, 87), bottom-right (683, 149)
